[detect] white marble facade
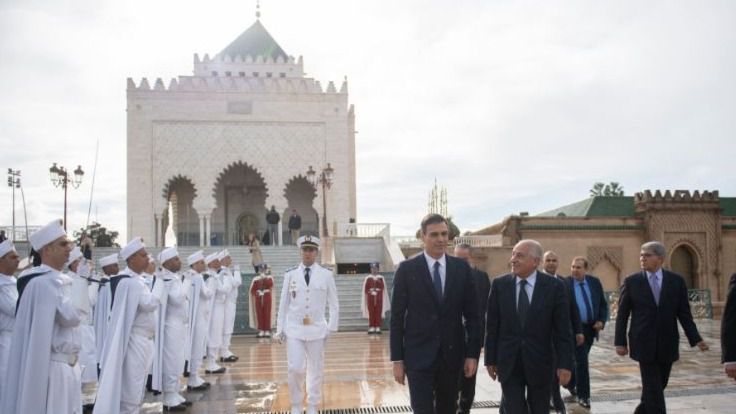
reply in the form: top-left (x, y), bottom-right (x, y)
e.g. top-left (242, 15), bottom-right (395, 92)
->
top-left (127, 19), bottom-right (356, 246)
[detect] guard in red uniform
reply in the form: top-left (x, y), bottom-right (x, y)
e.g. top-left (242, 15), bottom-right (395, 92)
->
top-left (249, 264), bottom-right (275, 337)
top-left (361, 262), bottom-right (390, 334)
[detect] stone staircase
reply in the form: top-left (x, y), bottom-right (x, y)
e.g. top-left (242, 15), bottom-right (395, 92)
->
top-left (88, 246), bottom-right (394, 333)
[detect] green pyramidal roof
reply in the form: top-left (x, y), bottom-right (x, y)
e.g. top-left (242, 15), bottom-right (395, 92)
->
top-left (220, 20), bottom-right (288, 60)
top-left (537, 196), bottom-right (636, 217)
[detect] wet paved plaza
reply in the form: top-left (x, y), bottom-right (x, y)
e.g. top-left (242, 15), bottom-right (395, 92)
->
top-left (141, 319), bottom-right (735, 413)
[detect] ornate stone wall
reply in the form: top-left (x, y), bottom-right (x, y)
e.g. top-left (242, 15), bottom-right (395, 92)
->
top-left (635, 190), bottom-right (722, 297)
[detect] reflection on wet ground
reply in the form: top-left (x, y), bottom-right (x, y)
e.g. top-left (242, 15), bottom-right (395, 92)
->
top-left (141, 320), bottom-right (734, 413)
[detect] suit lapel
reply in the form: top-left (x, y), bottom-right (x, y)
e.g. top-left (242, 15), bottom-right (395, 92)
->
top-left (416, 255), bottom-right (440, 305)
top-left (529, 273), bottom-right (547, 315)
top-left (659, 270), bottom-right (671, 308)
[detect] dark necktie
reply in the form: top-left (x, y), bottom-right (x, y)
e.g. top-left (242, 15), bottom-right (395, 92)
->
top-left (304, 267), bottom-right (311, 286)
top-left (432, 261), bottom-right (442, 300)
top-left (518, 279), bottom-right (530, 326)
top-left (579, 281), bottom-right (594, 323)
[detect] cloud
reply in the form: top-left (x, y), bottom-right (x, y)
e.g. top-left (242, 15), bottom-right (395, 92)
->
top-left (1, 0), bottom-right (735, 241)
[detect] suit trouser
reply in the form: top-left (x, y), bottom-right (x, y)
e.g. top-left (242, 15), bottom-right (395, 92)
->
top-left (457, 371), bottom-right (477, 413)
top-left (501, 354), bottom-right (551, 414)
top-left (635, 360), bottom-right (672, 414)
top-left (568, 327), bottom-right (595, 400)
top-left (287, 336), bottom-right (326, 407)
top-left (406, 350), bottom-right (461, 414)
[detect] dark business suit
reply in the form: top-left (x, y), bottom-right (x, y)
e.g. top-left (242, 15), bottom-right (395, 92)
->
top-left (485, 271), bottom-right (574, 414)
top-left (390, 253), bottom-right (481, 414)
top-left (566, 275), bottom-right (608, 402)
top-left (550, 274), bottom-right (582, 412)
top-left (457, 267), bottom-right (490, 413)
top-left (615, 269), bottom-right (703, 414)
top-left (721, 274), bottom-right (736, 365)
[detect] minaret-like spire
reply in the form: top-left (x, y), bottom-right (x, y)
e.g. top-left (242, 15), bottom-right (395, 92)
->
top-left (255, 0), bottom-right (261, 19)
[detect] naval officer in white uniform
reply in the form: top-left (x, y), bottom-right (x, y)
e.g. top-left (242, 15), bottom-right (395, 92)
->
top-left (276, 235), bottom-right (339, 414)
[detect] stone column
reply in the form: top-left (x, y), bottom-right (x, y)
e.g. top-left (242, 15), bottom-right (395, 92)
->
top-left (205, 214), bottom-right (212, 247)
top-left (154, 214), bottom-right (160, 247)
top-left (277, 219), bottom-right (283, 246)
top-left (199, 214), bottom-right (205, 247)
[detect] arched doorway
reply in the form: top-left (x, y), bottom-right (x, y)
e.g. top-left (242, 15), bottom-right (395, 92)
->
top-left (236, 212), bottom-right (260, 245)
top-left (162, 176), bottom-right (199, 246)
top-left (282, 176), bottom-right (319, 244)
top-left (670, 245), bottom-right (698, 289)
top-left (212, 162), bottom-right (268, 245)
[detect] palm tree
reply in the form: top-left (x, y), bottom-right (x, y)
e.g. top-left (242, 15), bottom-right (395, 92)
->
top-left (590, 182), bottom-right (625, 197)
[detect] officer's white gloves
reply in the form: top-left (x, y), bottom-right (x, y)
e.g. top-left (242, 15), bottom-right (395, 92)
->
top-left (274, 331), bottom-right (286, 344)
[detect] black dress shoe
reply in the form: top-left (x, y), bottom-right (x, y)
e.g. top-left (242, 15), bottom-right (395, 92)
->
top-left (220, 355), bottom-right (238, 362)
top-left (83, 403), bottom-right (95, 413)
top-left (187, 382), bottom-right (211, 391)
top-left (163, 404), bottom-right (187, 412)
top-left (205, 367), bottom-right (226, 374)
top-left (577, 398), bottom-right (591, 409)
top-left (181, 401), bottom-right (193, 407)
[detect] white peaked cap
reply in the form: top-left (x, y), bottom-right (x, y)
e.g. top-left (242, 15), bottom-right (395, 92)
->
top-left (99, 253), bottom-right (119, 268)
top-left (216, 251), bottom-right (227, 261)
top-left (29, 219), bottom-right (66, 251)
top-left (158, 247), bottom-right (178, 264)
top-left (66, 246), bottom-right (83, 266)
top-left (221, 249), bottom-right (231, 258)
top-left (120, 237), bottom-right (146, 261)
top-left (187, 250), bottom-right (204, 266)
top-left (204, 252), bottom-right (219, 265)
top-left (297, 235), bottom-right (320, 249)
top-left (0, 240), bottom-right (16, 258)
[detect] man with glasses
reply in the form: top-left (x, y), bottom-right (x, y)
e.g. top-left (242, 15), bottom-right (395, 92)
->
top-left (615, 241), bottom-right (708, 413)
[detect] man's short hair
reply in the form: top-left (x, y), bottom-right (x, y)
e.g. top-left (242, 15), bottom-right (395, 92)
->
top-left (641, 241), bottom-right (666, 257)
top-left (515, 239), bottom-right (544, 259)
top-left (572, 256), bottom-right (589, 269)
top-left (420, 214), bottom-right (448, 234)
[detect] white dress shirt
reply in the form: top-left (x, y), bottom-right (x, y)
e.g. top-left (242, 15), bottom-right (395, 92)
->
top-left (515, 270), bottom-right (537, 307)
top-left (423, 252), bottom-right (447, 293)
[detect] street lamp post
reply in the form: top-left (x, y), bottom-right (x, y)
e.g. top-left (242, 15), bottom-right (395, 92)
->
top-left (7, 169), bottom-right (20, 241)
top-left (49, 163), bottom-right (84, 231)
top-left (306, 163), bottom-right (334, 237)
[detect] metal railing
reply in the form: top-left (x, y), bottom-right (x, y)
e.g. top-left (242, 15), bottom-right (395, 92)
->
top-left (336, 223), bottom-right (390, 239)
top-left (604, 288), bottom-right (712, 320)
top-left (0, 225), bottom-right (41, 242)
top-left (453, 235), bottom-right (503, 248)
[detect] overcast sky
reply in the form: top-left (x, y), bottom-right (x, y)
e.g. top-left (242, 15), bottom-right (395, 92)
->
top-left (1, 0), bottom-right (735, 240)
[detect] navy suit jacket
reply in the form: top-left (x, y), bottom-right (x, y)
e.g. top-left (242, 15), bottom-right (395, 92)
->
top-left (566, 274), bottom-right (609, 339)
top-left (615, 269), bottom-right (702, 363)
top-left (484, 271), bottom-right (574, 386)
top-left (721, 274), bottom-right (736, 363)
top-left (390, 253), bottom-right (481, 371)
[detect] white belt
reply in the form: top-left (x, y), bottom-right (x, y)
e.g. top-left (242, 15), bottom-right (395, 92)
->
top-left (50, 351), bottom-right (78, 366)
top-left (132, 326), bottom-right (155, 340)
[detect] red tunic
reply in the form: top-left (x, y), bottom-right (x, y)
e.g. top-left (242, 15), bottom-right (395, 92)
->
top-left (364, 276), bottom-right (385, 327)
top-left (250, 276), bottom-right (274, 330)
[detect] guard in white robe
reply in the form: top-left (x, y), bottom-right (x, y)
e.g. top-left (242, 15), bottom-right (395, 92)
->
top-left (0, 240), bottom-right (20, 404)
top-left (220, 250), bottom-right (242, 361)
top-left (94, 238), bottom-right (166, 414)
top-left (66, 246), bottom-right (99, 409)
top-left (151, 247), bottom-right (190, 411)
top-left (93, 253), bottom-right (118, 374)
top-left (184, 250), bottom-right (213, 390)
top-left (205, 252), bottom-right (231, 373)
top-left (1, 219), bottom-right (83, 414)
